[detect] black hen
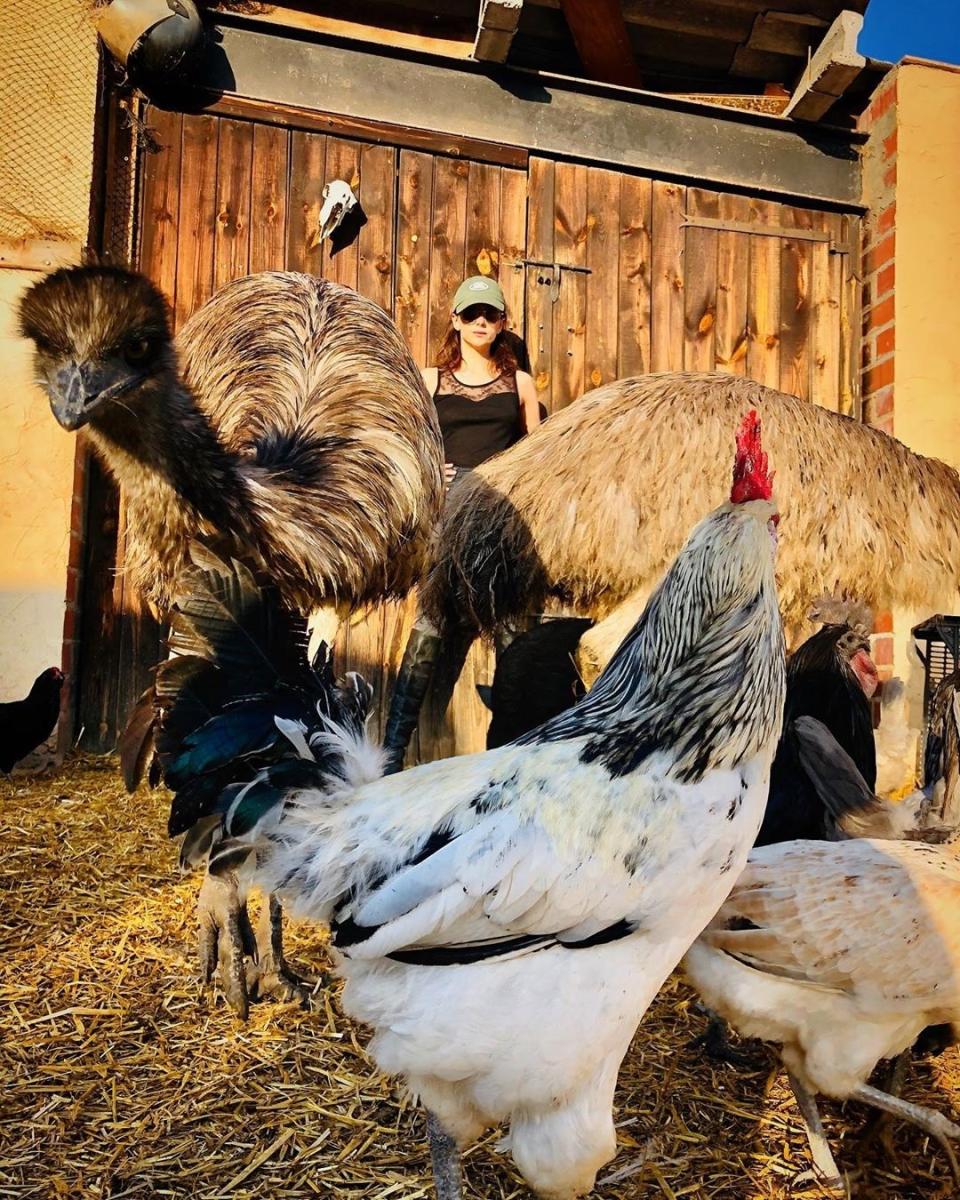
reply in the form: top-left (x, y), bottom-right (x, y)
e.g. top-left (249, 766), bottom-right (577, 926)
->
top-left (0, 668), bottom-right (63, 773)
top-left (756, 622), bottom-right (879, 845)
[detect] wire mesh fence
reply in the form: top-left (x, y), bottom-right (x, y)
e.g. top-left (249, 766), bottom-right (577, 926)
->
top-left (0, 0), bottom-right (99, 247)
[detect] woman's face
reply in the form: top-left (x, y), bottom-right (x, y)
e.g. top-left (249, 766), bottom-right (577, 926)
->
top-left (453, 303), bottom-right (504, 352)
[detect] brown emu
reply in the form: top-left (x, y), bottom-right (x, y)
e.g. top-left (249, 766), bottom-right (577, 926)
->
top-left (20, 266), bottom-right (444, 1014)
top-left (422, 372), bottom-right (960, 643)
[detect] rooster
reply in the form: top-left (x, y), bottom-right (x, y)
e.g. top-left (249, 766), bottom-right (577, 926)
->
top-left (0, 667), bottom-right (63, 773)
top-left (685, 838), bottom-right (960, 1192)
top-left (156, 412), bottom-right (785, 1198)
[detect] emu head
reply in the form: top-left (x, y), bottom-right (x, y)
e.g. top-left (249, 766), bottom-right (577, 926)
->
top-left (19, 266), bottom-right (175, 434)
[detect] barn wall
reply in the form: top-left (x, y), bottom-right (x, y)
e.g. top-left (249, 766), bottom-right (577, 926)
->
top-left (0, 0), bottom-right (99, 760)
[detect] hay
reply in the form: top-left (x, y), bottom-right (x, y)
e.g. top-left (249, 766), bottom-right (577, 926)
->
top-left (2, 758), bottom-right (959, 1199)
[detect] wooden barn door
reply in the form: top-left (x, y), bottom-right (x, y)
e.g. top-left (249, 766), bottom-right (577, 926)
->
top-left (78, 102), bottom-right (527, 755)
top-left (523, 156), bottom-right (861, 418)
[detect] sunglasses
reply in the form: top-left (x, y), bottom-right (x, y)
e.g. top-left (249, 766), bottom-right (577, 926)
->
top-left (458, 304), bottom-right (504, 324)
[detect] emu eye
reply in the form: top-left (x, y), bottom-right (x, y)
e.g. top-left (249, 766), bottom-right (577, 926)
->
top-left (123, 336), bottom-right (154, 366)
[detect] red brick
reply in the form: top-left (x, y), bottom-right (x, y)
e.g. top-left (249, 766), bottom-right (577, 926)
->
top-left (872, 637), bottom-right (894, 667)
top-left (878, 664), bottom-right (894, 682)
top-left (883, 162), bottom-right (897, 189)
top-left (876, 263), bottom-right (895, 295)
top-left (863, 357), bottom-right (894, 393)
top-left (868, 294), bottom-right (895, 330)
top-left (868, 385), bottom-right (894, 419)
top-left (875, 325), bottom-right (895, 357)
top-left (874, 610), bottom-right (894, 634)
top-left (865, 234), bottom-right (895, 275)
top-left (877, 203), bottom-right (896, 235)
top-left (869, 80), bottom-right (897, 122)
top-left (882, 129), bottom-right (898, 160)
top-left (871, 411), bottom-right (894, 436)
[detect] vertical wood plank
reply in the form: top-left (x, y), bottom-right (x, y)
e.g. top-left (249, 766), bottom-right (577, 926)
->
top-left (321, 137), bottom-right (362, 290)
top-left (552, 161), bottom-right (588, 410)
top-left (249, 124), bottom-right (289, 274)
top-left (139, 107), bottom-right (183, 309)
top-left (396, 150), bottom-right (434, 365)
top-left (214, 118), bottom-right (253, 291)
top-left (682, 188), bottom-right (719, 371)
top-left (839, 212), bottom-right (862, 418)
top-left (427, 156), bottom-right (469, 363)
top-left (810, 209), bottom-right (842, 411)
top-left (464, 160), bottom-right (501, 280)
top-left (175, 114), bottom-right (219, 329)
top-left (285, 130), bottom-right (326, 274)
top-left (525, 157), bottom-right (555, 410)
top-left (779, 206), bottom-right (814, 400)
top-left (650, 180), bottom-right (685, 372)
top-left (357, 142), bottom-right (396, 312)
top-left (498, 167), bottom-right (527, 336)
top-left (745, 197), bottom-right (783, 389)
top-left (584, 166), bottom-right (620, 392)
top-left (618, 173), bottom-right (651, 378)
top-left (715, 193), bottom-right (751, 375)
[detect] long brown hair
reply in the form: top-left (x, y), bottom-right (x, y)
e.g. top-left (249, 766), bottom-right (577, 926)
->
top-left (435, 312), bottom-right (518, 375)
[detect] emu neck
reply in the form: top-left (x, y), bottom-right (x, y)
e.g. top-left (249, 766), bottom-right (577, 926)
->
top-left (84, 377), bottom-right (252, 598)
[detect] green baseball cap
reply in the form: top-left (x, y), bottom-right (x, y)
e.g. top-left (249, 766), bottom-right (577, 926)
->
top-left (452, 275), bottom-right (506, 313)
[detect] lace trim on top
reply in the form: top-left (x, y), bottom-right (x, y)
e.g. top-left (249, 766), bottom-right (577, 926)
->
top-left (435, 369), bottom-right (517, 401)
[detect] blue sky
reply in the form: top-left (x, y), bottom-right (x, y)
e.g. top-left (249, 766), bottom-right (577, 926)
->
top-left (860, 0), bottom-right (960, 66)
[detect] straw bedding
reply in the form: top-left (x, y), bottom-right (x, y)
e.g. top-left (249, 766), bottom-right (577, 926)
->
top-left (3, 759), bottom-right (958, 1199)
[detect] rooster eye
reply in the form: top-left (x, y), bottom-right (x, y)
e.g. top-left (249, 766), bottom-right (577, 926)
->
top-left (123, 337), bottom-right (154, 366)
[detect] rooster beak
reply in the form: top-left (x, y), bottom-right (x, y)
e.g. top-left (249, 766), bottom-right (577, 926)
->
top-left (48, 360), bottom-right (148, 431)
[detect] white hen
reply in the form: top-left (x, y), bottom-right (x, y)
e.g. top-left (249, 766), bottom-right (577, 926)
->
top-left (685, 837), bottom-right (960, 1191)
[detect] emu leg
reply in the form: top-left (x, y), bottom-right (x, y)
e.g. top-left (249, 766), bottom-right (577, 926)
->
top-left (788, 1072), bottom-right (844, 1193)
top-left (197, 869), bottom-right (256, 1020)
top-left (859, 1051), bottom-right (910, 1159)
top-left (246, 893), bottom-right (318, 1007)
top-left (852, 1081), bottom-right (960, 1187)
top-left (426, 1111), bottom-right (463, 1200)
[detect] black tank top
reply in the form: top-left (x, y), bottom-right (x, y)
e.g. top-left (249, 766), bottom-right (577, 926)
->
top-left (433, 369), bottom-right (523, 469)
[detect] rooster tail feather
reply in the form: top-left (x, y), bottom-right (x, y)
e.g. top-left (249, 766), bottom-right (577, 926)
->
top-left (119, 684), bottom-right (159, 792)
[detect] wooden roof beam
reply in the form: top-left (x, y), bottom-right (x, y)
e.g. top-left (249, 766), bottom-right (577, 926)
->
top-left (474, 0), bottom-right (525, 62)
top-left (784, 9), bottom-right (866, 121)
top-left (559, 0), bottom-right (642, 89)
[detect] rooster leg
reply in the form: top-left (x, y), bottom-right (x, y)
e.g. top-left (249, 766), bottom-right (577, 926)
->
top-left (246, 893), bottom-right (318, 1007)
top-left (852, 1082), bottom-right (960, 1186)
top-left (788, 1072), bottom-right (844, 1192)
top-left (426, 1111), bottom-right (463, 1200)
top-left (858, 1051), bottom-right (910, 1159)
top-left (197, 870), bottom-right (255, 1020)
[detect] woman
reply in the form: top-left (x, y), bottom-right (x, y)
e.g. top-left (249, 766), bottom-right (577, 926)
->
top-left (382, 276), bottom-right (540, 772)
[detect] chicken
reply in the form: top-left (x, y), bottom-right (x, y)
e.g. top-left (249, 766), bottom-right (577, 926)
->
top-left (158, 411), bottom-right (786, 1198)
top-left (0, 667), bottom-right (63, 773)
top-left (684, 838), bottom-right (960, 1191)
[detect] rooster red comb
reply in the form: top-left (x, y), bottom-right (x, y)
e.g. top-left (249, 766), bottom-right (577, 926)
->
top-left (730, 409), bottom-right (774, 504)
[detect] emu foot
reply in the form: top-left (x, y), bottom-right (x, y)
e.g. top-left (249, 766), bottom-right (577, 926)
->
top-left (246, 893), bottom-right (320, 1009)
top-left (197, 870), bottom-right (257, 1020)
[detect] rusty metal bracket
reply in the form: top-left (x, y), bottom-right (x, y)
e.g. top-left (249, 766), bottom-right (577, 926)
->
top-left (681, 214), bottom-right (845, 252)
top-left (505, 258), bottom-right (592, 302)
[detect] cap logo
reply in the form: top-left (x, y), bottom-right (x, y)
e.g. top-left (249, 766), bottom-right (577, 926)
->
top-left (468, 280), bottom-right (489, 291)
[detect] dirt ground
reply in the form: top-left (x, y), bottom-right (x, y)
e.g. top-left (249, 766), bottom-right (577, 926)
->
top-left (2, 758), bottom-right (959, 1200)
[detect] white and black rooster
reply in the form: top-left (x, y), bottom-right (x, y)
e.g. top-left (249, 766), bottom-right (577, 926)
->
top-left (159, 412), bottom-right (785, 1199)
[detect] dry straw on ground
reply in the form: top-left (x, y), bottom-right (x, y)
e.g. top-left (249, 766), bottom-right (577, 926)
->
top-left (2, 758), bottom-right (959, 1199)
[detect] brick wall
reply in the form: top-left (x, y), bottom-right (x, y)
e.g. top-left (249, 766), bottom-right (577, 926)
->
top-left (858, 70), bottom-right (899, 677)
top-left (859, 72), bottom-right (897, 438)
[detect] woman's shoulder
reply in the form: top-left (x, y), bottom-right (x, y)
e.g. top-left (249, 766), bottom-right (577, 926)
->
top-left (421, 366), bottom-right (440, 392)
top-left (514, 369), bottom-right (536, 395)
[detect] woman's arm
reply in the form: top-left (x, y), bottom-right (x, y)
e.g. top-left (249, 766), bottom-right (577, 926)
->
top-left (421, 366), bottom-right (439, 395)
top-left (516, 370), bottom-right (542, 434)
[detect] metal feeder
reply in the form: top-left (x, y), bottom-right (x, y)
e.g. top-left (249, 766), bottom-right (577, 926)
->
top-left (911, 613), bottom-right (960, 718)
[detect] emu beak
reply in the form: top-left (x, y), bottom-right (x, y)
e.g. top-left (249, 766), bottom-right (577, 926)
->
top-left (48, 361), bottom-right (147, 431)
